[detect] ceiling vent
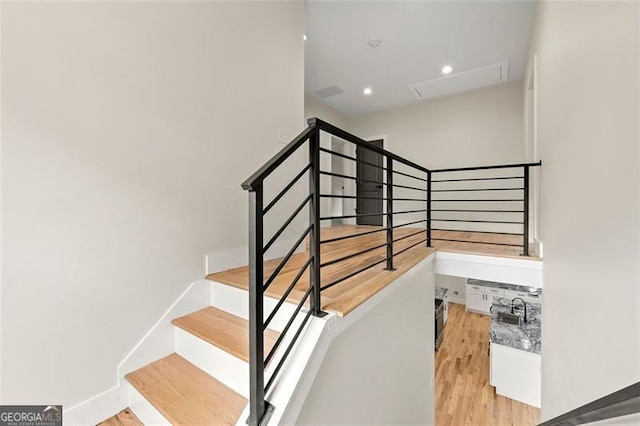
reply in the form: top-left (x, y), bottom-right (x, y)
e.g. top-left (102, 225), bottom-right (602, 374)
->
top-left (313, 85), bottom-right (344, 99)
top-left (409, 61), bottom-right (509, 100)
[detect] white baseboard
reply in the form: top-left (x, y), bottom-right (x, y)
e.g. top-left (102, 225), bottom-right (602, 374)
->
top-left (532, 238), bottom-right (543, 258)
top-left (63, 386), bottom-right (125, 425)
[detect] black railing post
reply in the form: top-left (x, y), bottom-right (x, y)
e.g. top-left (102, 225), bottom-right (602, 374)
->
top-left (308, 130), bottom-right (326, 317)
top-left (385, 158), bottom-right (395, 270)
top-left (248, 186), bottom-right (270, 426)
top-left (427, 171), bottom-right (432, 247)
top-left (522, 165), bottom-right (530, 256)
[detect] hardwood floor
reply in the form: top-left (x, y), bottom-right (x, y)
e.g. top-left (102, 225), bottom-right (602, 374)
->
top-left (432, 230), bottom-right (539, 259)
top-left (210, 225), bottom-right (435, 316)
top-left (436, 303), bottom-right (540, 426)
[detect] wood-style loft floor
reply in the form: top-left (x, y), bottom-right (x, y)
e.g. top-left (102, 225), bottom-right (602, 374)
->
top-left (432, 229), bottom-right (539, 259)
top-left (209, 225), bottom-right (538, 317)
top-left (210, 225), bottom-right (435, 316)
top-left (436, 303), bottom-right (541, 425)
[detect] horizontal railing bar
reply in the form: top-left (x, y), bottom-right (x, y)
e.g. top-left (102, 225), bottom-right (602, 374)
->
top-left (263, 225), bottom-right (313, 291)
top-left (320, 241), bottom-right (389, 268)
top-left (432, 237), bottom-right (524, 248)
top-left (432, 199), bottom-right (524, 202)
top-left (321, 257), bottom-right (388, 292)
top-left (263, 165), bottom-right (311, 215)
top-left (432, 218), bottom-right (524, 224)
top-left (320, 227), bottom-right (388, 245)
top-left (263, 256), bottom-right (312, 329)
top-left (432, 209), bottom-right (524, 213)
top-left (319, 193), bottom-right (427, 202)
top-left (393, 219), bottom-right (428, 228)
top-left (264, 285), bottom-right (312, 367)
top-left (319, 147), bottom-right (387, 173)
top-left (392, 169), bottom-right (428, 182)
top-left (392, 228), bottom-right (427, 243)
top-left (430, 161), bottom-right (541, 173)
top-left (310, 118), bottom-right (431, 174)
top-left (265, 309), bottom-right (313, 393)
top-left (319, 170), bottom-right (426, 193)
top-left (242, 125), bottom-right (316, 191)
top-left (263, 194), bottom-right (312, 253)
top-left (431, 188), bottom-right (525, 192)
top-left (432, 228), bottom-right (524, 236)
top-left (320, 209), bottom-right (428, 221)
top-left (432, 176), bottom-right (523, 183)
top-left (319, 150), bottom-right (427, 184)
top-left (319, 170), bottom-right (387, 187)
top-left (392, 182), bottom-right (428, 192)
top-left (394, 237), bottom-right (428, 256)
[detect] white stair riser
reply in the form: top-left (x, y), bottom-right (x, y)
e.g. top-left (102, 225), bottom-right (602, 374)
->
top-left (127, 384), bottom-right (170, 425)
top-left (209, 281), bottom-right (303, 333)
top-left (174, 327), bottom-right (249, 397)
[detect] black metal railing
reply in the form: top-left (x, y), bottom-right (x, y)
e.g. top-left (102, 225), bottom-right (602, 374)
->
top-left (241, 118), bottom-right (541, 425)
top-left (430, 161), bottom-right (541, 256)
top-left (539, 381), bottom-right (640, 425)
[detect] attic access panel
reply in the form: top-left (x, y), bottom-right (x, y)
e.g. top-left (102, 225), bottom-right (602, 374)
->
top-left (409, 61), bottom-right (509, 100)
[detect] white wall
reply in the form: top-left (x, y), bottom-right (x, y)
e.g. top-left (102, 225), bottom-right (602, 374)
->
top-left (1, 1), bottom-right (303, 407)
top-left (295, 257), bottom-right (434, 425)
top-left (525, 2), bottom-right (640, 420)
top-left (349, 82), bottom-right (525, 233)
top-left (349, 82), bottom-right (524, 169)
top-left (435, 274), bottom-right (466, 303)
top-left (304, 95), bottom-right (355, 223)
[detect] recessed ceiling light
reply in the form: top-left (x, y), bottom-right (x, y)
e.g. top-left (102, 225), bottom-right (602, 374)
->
top-left (363, 87), bottom-right (373, 95)
top-left (441, 65), bottom-right (453, 75)
top-left (303, 34), bottom-right (308, 41)
top-left (368, 39), bottom-right (381, 48)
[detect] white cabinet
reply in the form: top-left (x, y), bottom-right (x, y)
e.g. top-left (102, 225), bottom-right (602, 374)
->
top-left (465, 284), bottom-right (503, 315)
top-left (490, 343), bottom-right (541, 407)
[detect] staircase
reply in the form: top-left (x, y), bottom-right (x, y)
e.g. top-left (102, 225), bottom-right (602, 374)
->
top-left (96, 118), bottom-right (542, 425)
top-left (104, 277), bottom-right (308, 425)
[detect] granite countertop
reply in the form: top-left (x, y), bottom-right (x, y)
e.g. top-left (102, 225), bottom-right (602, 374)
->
top-left (435, 286), bottom-right (449, 300)
top-left (467, 279), bottom-right (542, 300)
top-left (489, 297), bottom-right (542, 354)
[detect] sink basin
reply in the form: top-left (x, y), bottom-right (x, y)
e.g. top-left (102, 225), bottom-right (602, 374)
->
top-left (497, 311), bottom-right (521, 326)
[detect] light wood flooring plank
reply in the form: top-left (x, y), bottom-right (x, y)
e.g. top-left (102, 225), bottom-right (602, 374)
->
top-left (125, 354), bottom-right (246, 426)
top-left (172, 306), bottom-right (279, 362)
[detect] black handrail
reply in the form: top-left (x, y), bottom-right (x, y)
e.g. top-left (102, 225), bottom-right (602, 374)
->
top-left (539, 381), bottom-right (640, 426)
top-left (242, 125), bottom-right (317, 191)
top-left (311, 117), bottom-right (431, 174)
top-left (242, 118), bottom-right (542, 425)
top-left (431, 161), bottom-right (542, 173)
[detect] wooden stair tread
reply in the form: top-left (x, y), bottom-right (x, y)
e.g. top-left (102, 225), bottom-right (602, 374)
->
top-left (98, 408), bottom-right (143, 426)
top-left (172, 306), bottom-right (280, 362)
top-left (125, 353), bottom-right (246, 425)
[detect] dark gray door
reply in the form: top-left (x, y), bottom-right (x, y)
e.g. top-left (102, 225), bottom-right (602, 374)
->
top-left (356, 139), bottom-right (384, 226)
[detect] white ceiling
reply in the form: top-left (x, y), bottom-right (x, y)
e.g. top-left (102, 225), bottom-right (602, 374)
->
top-left (305, 1), bottom-right (536, 117)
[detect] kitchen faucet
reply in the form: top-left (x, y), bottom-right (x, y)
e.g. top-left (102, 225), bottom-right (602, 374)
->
top-left (511, 297), bottom-right (528, 323)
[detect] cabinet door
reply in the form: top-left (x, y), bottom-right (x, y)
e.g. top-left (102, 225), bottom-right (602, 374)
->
top-left (466, 287), bottom-right (486, 313)
top-left (484, 288), bottom-right (503, 313)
